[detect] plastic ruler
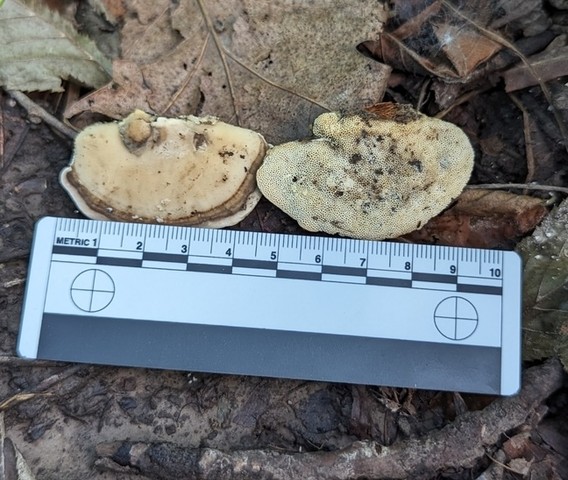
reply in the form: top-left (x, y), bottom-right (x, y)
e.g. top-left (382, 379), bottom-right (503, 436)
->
top-left (18, 217), bottom-right (522, 394)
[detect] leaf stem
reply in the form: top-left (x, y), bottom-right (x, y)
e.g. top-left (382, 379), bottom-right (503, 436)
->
top-left (195, 0), bottom-right (240, 124)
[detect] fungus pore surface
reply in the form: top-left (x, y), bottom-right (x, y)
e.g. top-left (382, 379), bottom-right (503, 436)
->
top-left (256, 103), bottom-right (474, 240)
top-left (60, 110), bottom-right (267, 227)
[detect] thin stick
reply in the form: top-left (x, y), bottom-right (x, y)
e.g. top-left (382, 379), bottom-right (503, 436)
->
top-left (435, 87), bottom-right (491, 119)
top-left (0, 100), bottom-right (4, 169)
top-left (485, 452), bottom-right (525, 474)
top-left (7, 90), bottom-right (77, 140)
top-left (508, 94), bottom-right (536, 187)
top-left (416, 78), bottom-right (432, 112)
top-left (466, 183), bottom-right (568, 194)
top-left (0, 364), bottom-right (86, 411)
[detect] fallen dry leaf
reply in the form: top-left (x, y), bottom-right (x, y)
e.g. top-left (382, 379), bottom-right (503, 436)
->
top-left (0, 0), bottom-right (112, 92)
top-left (65, 0), bottom-right (390, 144)
top-left (404, 189), bottom-right (548, 248)
top-left (364, 0), bottom-right (502, 82)
top-left (517, 197), bottom-right (568, 371)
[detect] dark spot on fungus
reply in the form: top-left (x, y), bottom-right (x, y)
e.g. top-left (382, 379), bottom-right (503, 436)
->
top-left (312, 216), bottom-right (319, 221)
top-left (374, 168), bottom-right (383, 175)
top-left (193, 133), bottom-right (207, 150)
top-left (349, 153), bottom-right (362, 164)
top-left (292, 176), bottom-right (298, 182)
top-left (409, 159), bottom-right (423, 172)
top-left (335, 191), bottom-right (344, 197)
top-left (219, 150), bottom-right (235, 158)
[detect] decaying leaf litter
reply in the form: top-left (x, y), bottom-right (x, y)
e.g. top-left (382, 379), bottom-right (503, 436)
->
top-left (1, 0), bottom-right (568, 479)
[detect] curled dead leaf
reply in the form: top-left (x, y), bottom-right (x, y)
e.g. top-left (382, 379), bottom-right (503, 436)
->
top-left (364, 0), bottom-right (502, 81)
top-left (404, 189), bottom-right (548, 248)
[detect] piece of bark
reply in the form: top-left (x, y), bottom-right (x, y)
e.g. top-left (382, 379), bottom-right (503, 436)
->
top-left (95, 359), bottom-right (564, 480)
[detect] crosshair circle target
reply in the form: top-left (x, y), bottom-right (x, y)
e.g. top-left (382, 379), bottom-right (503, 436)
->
top-left (70, 269), bottom-right (115, 312)
top-left (434, 296), bottom-right (478, 341)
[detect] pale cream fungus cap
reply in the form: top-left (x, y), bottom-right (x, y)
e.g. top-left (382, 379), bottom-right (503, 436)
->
top-left (60, 110), bottom-right (267, 227)
top-left (256, 103), bottom-right (474, 240)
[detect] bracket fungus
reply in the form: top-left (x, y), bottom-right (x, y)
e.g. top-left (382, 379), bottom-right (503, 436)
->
top-left (256, 103), bottom-right (474, 240)
top-left (60, 110), bottom-right (267, 227)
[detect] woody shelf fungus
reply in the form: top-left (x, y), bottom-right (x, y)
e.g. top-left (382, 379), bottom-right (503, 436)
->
top-left (256, 103), bottom-right (474, 240)
top-left (60, 110), bottom-right (267, 227)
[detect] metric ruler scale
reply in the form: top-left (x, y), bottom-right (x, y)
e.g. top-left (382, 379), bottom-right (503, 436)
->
top-left (18, 217), bottom-right (522, 395)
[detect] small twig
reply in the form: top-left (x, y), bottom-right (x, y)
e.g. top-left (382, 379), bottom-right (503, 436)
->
top-left (435, 86), bottom-right (491, 119)
top-left (416, 78), bottom-right (432, 112)
top-left (0, 364), bottom-right (86, 411)
top-left (466, 183), bottom-right (568, 195)
top-left (0, 100), bottom-right (4, 169)
top-left (0, 121), bottom-right (29, 175)
top-left (1, 277), bottom-right (25, 289)
top-left (508, 94), bottom-right (536, 188)
top-left (485, 452), bottom-right (526, 474)
top-left (7, 90), bottom-right (77, 140)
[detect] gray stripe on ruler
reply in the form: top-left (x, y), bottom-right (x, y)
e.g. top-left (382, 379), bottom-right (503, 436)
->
top-left (38, 313), bottom-right (501, 394)
top-left (457, 284), bottom-right (503, 295)
top-left (413, 272), bottom-right (457, 284)
top-left (143, 252), bottom-right (187, 263)
top-left (366, 277), bottom-right (412, 288)
top-left (52, 246), bottom-right (97, 257)
top-left (322, 265), bottom-right (366, 277)
top-left (97, 257), bottom-right (142, 267)
top-left (276, 270), bottom-right (322, 281)
top-left (187, 263), bottom-right (232, 274)
top-left (232, 259), bottom-right (277, 270)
